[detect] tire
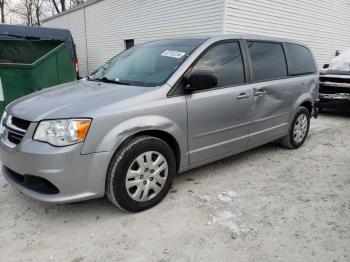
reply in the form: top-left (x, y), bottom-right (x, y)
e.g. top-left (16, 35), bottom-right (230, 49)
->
top-left (280, 106), bottom-right (310, 149)
top-left (106, 135), bottom-right (176, 212)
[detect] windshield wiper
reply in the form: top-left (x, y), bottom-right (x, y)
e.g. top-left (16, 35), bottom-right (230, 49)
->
top-left (88, 76), bottom-right (130, 85)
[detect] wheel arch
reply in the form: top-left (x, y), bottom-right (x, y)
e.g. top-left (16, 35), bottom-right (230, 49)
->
top-left (300, 100), bottom-right (313, 115)
top-left (82, 114), bottom-right (188, 172)
top-left (294, 92), bottom-right (314, 119)
top-left (116, 130), bottom-right (182, 173)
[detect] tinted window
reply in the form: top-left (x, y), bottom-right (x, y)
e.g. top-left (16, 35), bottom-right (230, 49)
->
top-left (247, 41), bottom-right (287, 82)
top-left (192, 42), bottom-right (245, 87)
top-left (287, 43), bottom-right (316, 75)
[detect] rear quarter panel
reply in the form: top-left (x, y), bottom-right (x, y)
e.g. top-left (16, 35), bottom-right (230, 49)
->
top-left (292, 74), bottom-right (318, 119)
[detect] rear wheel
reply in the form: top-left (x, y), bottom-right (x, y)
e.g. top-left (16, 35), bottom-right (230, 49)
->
top-left (106, 136), bottom-right (176, 212)
top-left (280, 106), bottom-right (310, 149)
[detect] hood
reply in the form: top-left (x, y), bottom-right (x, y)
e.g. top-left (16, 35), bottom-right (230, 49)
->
top-left (6, 80), bottom-right (151, 122)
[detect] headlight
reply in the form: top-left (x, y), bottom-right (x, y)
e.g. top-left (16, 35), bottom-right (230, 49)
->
top-left (0, 111), bottom-right (7, 136)
top-left (34, 119), bottom-right (91, 146)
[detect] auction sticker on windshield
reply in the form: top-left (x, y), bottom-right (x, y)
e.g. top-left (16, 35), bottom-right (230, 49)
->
top-left (161, 50), bottom-right (186, 59)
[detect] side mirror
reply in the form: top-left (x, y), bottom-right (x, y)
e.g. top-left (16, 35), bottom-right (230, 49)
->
top-left (323, 64), bottom-right (330, 69)
top-left (186, 71), bottom-right (217, 92)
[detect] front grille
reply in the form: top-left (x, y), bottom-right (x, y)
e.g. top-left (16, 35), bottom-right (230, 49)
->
top-left (4, 115), bottom-right (31, 145)
top-left (319, 84), bottom-right (350, 94)
top-left (5, 166), bottom-right (59, 194)
top-left (320, 76), bottom-right (350, 84)
top-left (11, 117), bottom-right (31, 130)
top-left (8, 131), bottom-right (24, 144)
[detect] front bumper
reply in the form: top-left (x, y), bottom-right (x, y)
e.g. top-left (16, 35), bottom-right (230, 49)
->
top-left (319, 93), bottom-right (350, 110)
top-left (319, 74), bottom-right (350, 110)
top-left (0, 136), bottom-right (109, 203)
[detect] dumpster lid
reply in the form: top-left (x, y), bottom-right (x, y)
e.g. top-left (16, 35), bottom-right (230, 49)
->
top-left (0, 24), bottom-right (75, 59)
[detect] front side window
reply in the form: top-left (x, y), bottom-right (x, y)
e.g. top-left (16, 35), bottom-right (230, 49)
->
top-left (287, 43), bottom-right (316, 75)
top-left (88, 38), bottom-right (206, 87)
top-left (191, 42), bottom-right (245, 87)
top-left (247, 41), bottom-right (287, 82)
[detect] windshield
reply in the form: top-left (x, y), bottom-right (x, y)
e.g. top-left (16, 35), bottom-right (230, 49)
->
top-left (88, 38), bottom-right (206, 87)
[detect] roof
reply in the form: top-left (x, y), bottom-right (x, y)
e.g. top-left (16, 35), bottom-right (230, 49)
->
top-left (158, 34), bottom-right (308, 48)
top-left (210, 34), bottom-right (307, 46)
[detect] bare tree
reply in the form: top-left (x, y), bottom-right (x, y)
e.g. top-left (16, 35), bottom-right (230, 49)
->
top-left (51, 0), bottom-right (65, 13)
top-left (0, 0), bottom-right (5, 23)
top-left (10, 0), bottom-right (46, 26)
top-left (70, 0), bottom-right (85, 6)
top-left (60, 0), bottom-right (65, 11)
top-left (51, 0), bottom-right (60, 13)
top-left (17, 0), bottom-right (32, 25)
top-left (50, 0), bottom-right (84, 14)
top-left (34, 0), bottom-right (45, 25)
top-left (6, 0), bottom-right (85, 24)
top-left (10, 0), bottom-right (34, 25)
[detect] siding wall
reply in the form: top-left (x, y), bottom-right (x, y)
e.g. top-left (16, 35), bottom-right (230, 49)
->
top-left (44, 0), bottom-right (225, 76)
top-left (224, 0), bottom-right (350, 67)
top-left (43, 0), bottom-right (350, 73)
top-left (43, 8), bottom-right (88, 76)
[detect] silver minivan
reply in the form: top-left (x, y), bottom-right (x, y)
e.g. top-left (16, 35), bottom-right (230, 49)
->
top-left (0, 35), bottom-right (318, 212)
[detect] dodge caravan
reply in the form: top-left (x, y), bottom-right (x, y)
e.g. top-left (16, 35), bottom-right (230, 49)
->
top-left (0, 35), bottom-right (318, 212)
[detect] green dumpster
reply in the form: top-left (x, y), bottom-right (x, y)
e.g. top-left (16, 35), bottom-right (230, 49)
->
top-left (0, 40), bottom-right (76, 114)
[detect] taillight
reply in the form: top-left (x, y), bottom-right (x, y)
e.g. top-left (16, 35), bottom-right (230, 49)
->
top-left (73, 57), bottom-right (79, 76)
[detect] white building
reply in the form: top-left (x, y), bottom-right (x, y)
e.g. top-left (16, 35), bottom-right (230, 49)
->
top-left (42, 0), bottom-right (350, 77)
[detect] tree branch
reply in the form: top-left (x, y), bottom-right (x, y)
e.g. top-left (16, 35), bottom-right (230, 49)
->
top-left (51, 0), bottom-right (59, 13)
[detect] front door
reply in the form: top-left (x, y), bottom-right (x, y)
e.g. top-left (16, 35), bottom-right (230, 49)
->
top-left (186, 41), bottom-right (253, 164)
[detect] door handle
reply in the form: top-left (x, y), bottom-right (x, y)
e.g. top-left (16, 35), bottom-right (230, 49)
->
top-left (237, 93), bottom-right (250, 100)
top-left (254, 90), bottom-right (266, 96)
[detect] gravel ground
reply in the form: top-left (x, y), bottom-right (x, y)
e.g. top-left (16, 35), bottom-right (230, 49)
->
top-left (0, 112), bottom-right (349, 262)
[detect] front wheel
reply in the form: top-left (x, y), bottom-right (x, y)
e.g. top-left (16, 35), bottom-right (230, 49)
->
top-left (106, 136), bottom-right (176, 212)
top-left (280, 106), bottom-right (310, 149)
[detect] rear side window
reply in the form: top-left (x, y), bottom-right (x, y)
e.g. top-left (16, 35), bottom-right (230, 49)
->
top-left (287, 43), bottom-right (316, 75)
top-left (192, 42), bottom-right (245, 87)
top-left (247, 41), bottom-right (287, 82)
